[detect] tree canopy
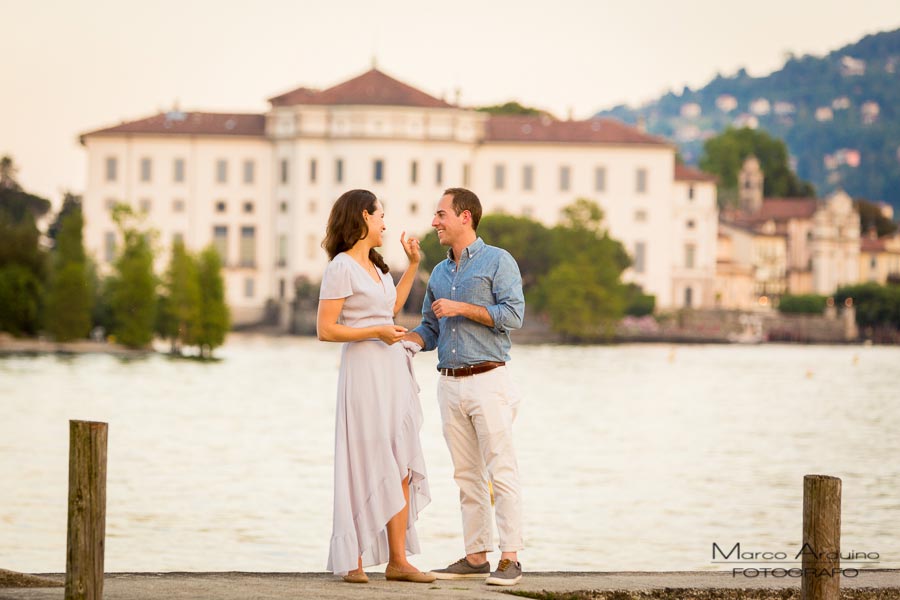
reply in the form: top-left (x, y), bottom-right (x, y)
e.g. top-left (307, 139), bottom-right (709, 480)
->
top-left (699, 127), bottom-right (816, 205)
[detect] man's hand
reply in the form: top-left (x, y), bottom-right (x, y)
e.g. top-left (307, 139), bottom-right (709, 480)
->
top-left (432, 299), bottom-right (495, 327)
top-left (431, 298), bottom-right (466, 319)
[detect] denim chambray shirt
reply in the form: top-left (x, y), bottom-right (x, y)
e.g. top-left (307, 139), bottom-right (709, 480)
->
top-left (413, 238), bottom-right (525, 369)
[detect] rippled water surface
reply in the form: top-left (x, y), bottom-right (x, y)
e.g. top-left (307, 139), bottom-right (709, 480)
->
top-left (1, 336), bottom-right (898, 572)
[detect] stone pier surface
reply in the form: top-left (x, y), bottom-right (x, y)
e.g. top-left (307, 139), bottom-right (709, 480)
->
top-left (2, 571), bottom-right (900, 600)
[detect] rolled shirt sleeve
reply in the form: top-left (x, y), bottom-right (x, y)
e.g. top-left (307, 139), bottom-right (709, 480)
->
top-left (485, 251), bottom-right (525, 334)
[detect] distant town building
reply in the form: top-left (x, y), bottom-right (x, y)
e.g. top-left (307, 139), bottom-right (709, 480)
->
top-left (716, 95), bottom-right (738, 113)
top-left (831, 96), bottom-right (851, 110)
top-left (680, 102), bottom-right (702, 119)
top-left (859, 231), bottom-right (900, 284)
top-left (773, 101), bottom-right (796, 116)
top-left (815, 107), bottom-right (834, 122)
top-left (717, 157), bottom-right (861, 306)
top-left (840, 56), bottom-right (866, 77)
top-left (824, 148), bottom-right (861, 171)
top-left (79, 67), bottom-right (720, 323)
top-left (861, 101), bottom-right (880, 125)
top-left (733, 113), bottom-right (759, 129)
top-left (749, 98), bottom-right (771, 116)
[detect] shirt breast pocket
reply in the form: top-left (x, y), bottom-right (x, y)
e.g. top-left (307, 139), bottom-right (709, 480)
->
top-left (458, 275), bottom-right (494, 306)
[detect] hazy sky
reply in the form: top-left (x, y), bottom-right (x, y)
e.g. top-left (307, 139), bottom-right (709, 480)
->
top-left (3, 0), bottom-right (900, 204)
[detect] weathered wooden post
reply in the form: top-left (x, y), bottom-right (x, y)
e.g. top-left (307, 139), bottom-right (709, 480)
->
top-left (801, 474), bottom-right (841, 600)
top-left (65, 420), bottom-right (108, 600)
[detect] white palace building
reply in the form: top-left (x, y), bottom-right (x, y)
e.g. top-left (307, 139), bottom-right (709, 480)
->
top-left (80, 67), bottom-right (718, 324)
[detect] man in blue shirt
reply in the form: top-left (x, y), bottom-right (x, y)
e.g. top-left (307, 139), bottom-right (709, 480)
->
top-left (405, 188), bottom-right (526, 586)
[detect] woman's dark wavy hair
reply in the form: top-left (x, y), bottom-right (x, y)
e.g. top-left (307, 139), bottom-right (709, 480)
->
top-left (322, 189), bottom-right (389, 273)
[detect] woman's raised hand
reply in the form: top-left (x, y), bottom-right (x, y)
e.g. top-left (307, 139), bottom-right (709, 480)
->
top-left (400, 232), bottom-right (420, 265)
top-left (377, 324), bottom-right (408, 345)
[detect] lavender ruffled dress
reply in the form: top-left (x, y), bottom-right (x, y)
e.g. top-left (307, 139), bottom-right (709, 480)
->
top-left (319, 252), bottom-right (430, 575)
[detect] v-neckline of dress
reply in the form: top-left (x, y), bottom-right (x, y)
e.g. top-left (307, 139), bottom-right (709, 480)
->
top-left (344, 253), bottom-right (386, 292)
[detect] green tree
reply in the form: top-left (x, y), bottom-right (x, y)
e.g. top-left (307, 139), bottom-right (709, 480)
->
top-left (0, 158), bottom-right (50, 336)
top-left (157, 240), bottom-right (202, 354)
top-left (195, 245), bottom-right (229, 358)
top-left (45, 199), bottom-right (93, 341)
top-left (476, 101), bottom-right (549, 117)
top-left (699, 127), bottom-right (816, 206)
top-left (856, 199), bottom-right (899, 237)
top-left (108, 204), bottom-right (157, 348)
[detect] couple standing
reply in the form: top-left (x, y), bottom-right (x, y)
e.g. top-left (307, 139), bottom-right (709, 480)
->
top-left (316, 187), bottom-right (525, 586)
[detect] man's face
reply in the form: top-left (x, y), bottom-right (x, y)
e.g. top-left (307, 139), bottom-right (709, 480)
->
top-left (432, 194), bottom-right (467, 247)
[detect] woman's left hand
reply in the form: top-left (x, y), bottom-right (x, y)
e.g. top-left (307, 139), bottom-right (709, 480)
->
top-left (401, 232), bottom-right (420, 265)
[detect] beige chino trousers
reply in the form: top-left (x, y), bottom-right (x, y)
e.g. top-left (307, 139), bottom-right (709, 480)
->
top-left (437, 365), bottom-right (524, 554)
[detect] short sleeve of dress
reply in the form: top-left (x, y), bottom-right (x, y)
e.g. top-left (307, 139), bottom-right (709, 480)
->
top-left (319, 256), bottom-right (353, 300)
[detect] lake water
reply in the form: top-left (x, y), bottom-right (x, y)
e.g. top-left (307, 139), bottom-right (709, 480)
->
top-left (1, 336), bottom-right (898, 573)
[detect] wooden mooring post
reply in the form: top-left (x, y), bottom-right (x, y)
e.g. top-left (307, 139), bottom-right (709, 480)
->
top-left (801, 474), bottom-right (842, 600)
top-left (65, 420), bottom-right (108, 600)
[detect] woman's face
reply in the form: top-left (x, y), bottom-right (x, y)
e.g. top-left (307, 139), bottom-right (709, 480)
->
top-left (364, 200), bottom-right (386, 247)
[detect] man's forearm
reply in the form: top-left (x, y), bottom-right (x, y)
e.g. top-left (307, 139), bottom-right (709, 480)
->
top-left (462, 303), bottom-right (494, 327)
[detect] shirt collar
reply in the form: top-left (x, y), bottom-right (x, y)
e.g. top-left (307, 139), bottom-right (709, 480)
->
top-left (447, 237), bottom-right (485, 262)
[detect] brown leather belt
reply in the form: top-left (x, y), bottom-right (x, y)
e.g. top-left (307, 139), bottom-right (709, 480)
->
top-left (438, 361), bottom-right (505, 378)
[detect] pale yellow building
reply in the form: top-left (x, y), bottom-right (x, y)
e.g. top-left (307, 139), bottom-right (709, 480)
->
top-left (859, 232), bottom-right (900, 284)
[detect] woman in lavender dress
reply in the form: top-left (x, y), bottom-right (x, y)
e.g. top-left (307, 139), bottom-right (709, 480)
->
top-left (316, 189), bottom-right (434, 584)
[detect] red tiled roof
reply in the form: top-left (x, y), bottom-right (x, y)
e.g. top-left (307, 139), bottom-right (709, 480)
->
top-left (756, 198), bottom-right (818, 220)
top-left (80, 112), bottom-right (266, 142)
top-left (484, 115), bottom-right (669, 145)
top-left (268, 68), bottom-right (454, 108)
top-left (675, 163), bottom-right (717, 182)
top-left (861, 237), bottom-right (886, 252)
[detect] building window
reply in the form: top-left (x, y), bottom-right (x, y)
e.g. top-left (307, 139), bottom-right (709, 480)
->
top-left (634, 241), bottom-right (646, 273)
top-left (104, 231), bottom-right (116, 263)
top-left (335, 158), bottom-right (344, 183)
top-left (174, 158), bottom-right (185, 183)
top-left (684, 287), bottom-right (693, 308)
top-left (277, 234), bottom-right (288, 267)
top-left (216, 159), bottom-right (227, 183)
top-left (686, 219), bottom-right (695, 229)
top-left (280, 159), bottom-right (289, 184)
top-left (636, 168), bottom-right (648, 193)
top-left (279, 200), bottom-right (288, 213)
top-left (595, 166), bottom-right (606, 192)
top-left (559, 166), bottom-right (571, 191)
top-left (139, 198), bottom-right (152, 214)
top-left (435, 161), bottom-right (443, 186)
top-left (240, 226), bottom-right (256, 268)
top-left (140, 158), bottom-right (152, 182)
top-left (309, 158), bottom-right (317, 183)
top-left (410, 160), bottom-right (418, 185)
top-left (173, 232), bottom-right (184, 246)
top-left (309, 200), bottom-right (317, 213)
top-left (213, 226), bottom-right (228, 264)
top-left (244, 277), bottom-right (255, 298)
top-left (215, 200), bottom-right (226, 213)
top-left (462, 163), bottom-right (470, 186)
top-left (410, 202), bottom-right (418, 215)
top-left (243, 159), bottom-right (255, 184)
top-left (373, 159), bottom-right (384, 183)
top-left (688, 184), bottom-right (695, 200)
top-left (279, 278), bottom-right (286, 299)
top-left (635, 209), bottom-right (647, 222)
top-left (494, 164), bottom-right (506, 190)
top-left (522, 165), bottom-right (534, 191)
top-left (173, 199), bottom-right (185, 213)
top-left (243, 201), bottom-right (254, 214)
top-left (105, 157), bottom-right (118, 182)
top-left (685, 243), bottom-right (696, 269)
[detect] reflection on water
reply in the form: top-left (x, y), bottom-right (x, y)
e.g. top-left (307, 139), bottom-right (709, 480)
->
top-left (1, 336), bottom-right (898, 572)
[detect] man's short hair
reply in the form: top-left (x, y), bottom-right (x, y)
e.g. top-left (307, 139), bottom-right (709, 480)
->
top-left (443, 187), bottom-right (482, 231)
